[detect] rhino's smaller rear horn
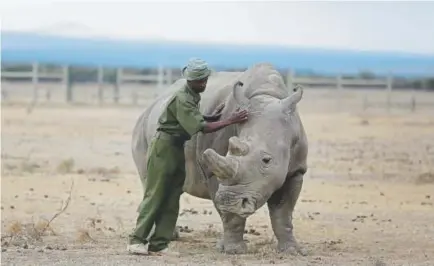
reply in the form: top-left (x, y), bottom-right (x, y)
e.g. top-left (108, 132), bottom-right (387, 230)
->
top-left (228, 136), bottom-right (249, 156)
top-left (282, 84), bottom-right (304, 112)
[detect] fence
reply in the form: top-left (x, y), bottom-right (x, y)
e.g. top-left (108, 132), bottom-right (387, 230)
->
top-left (1, 62), bottom-right (433, 112)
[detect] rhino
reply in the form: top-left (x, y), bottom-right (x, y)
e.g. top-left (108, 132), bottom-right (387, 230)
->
top-left (131, 63), bottom-right (308, 255)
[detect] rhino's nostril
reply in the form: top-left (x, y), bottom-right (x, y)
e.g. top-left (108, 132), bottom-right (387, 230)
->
top-left (241, 198), bottom-right (249, 208)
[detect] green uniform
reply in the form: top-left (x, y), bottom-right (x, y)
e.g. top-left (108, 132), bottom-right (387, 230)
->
top-left (129, 83), bottom-right (206, 252)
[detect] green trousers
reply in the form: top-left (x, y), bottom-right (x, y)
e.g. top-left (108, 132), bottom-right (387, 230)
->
top-left (129, 134), bottom-right (185, 251)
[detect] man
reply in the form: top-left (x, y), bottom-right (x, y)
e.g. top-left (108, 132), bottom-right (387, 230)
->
top-left (127, 58), bottom-right (249, 256)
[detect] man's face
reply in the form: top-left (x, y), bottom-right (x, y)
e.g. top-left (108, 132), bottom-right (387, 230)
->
top-left (189, 77), bottom-right (208, 93)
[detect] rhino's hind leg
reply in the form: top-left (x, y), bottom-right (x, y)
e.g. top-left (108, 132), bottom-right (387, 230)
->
top-left (217, 212), bottom-right (247, 254)
top-left (267, 171), bottom-right (307, 256)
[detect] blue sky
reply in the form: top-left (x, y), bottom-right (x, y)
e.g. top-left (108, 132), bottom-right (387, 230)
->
top-left (1, 0), bottom-right (434, 55)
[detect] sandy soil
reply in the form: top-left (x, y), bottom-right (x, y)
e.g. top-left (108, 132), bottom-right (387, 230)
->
top-left (1, 98), bottom-right (434, 265)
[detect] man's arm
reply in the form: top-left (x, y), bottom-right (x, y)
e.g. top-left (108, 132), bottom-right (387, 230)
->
top-left (203, 114), bottom-right (221, 122)
top-left (203, 109), bottom-right (248, 133)
top-left (176, 97), bottom-right (247, 136)
top-left (203, 103), bottom-right (225, 122)
top-left (202, 119), bottom-right (233, 133)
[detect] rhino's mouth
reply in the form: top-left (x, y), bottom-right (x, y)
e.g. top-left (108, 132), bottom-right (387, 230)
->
top-left (214, 184), bottom-right (258, 218)
top-left (202, 148), bottom-right (239, 181)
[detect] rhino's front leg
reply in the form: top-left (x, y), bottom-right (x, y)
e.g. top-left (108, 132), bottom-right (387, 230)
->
top-left (216, 212), bottom-right (247, 254)
top-left (205, 173), bottom-right (247, 254)
top-left (267, 171), bottom-right (307, 256)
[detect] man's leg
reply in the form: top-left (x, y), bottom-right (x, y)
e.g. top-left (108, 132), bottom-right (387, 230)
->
top-left (128, 138), bottom-right (177, 252)
top-left (148, 146), bottom-right (185, 253)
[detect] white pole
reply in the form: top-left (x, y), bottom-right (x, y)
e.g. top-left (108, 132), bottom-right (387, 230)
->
top-left (386, 72), bottom-right (393, 113)
top-left (336, 74), bottom-right (342, 111)
top-left (63, 65), bottom-right (70, 103)
top-left (32, 62), bottom-right (38, 103)
top-left (158, 65), bottom-right (164, 89)
top-left (286, 68), bottom-right (294, 88)
top-left (97, 66), bottom-right (104, 104)
top-left (115, 68), bottom-right (122, 103)
top-left (166, 68), bottom-right (173, 85)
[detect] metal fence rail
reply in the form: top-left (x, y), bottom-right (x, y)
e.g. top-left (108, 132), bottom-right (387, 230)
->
top-left (2, 62), bottom-right (433, 113)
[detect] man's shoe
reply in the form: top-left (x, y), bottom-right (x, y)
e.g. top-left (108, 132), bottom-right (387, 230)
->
top-left (127, 243), bottom-right (149, 255)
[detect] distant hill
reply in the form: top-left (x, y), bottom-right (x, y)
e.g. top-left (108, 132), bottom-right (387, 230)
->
top-left (2, 31), bottom-right (434, 77)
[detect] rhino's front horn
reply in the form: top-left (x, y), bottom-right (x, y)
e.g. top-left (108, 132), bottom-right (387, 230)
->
top-left (202, 149), bottom-right (238, 180)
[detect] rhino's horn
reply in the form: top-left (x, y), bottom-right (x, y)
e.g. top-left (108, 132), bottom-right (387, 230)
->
top-left (202, 149), bottom-right (238, 180)
top-left (228, 136), bottom-right (249, 156)
top-left (281, 84), bottom-right (304, 112)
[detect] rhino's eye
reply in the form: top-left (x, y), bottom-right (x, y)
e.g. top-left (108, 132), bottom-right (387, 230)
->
top-left (262, 156), bottom-right (272, 164)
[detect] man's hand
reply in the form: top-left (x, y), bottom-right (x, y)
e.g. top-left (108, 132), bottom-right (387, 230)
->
top-left (228, 109), bottom-right (249, 124)
top-left (202, 109), bottom-right (248, 134)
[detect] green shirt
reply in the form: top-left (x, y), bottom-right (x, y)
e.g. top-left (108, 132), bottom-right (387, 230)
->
top-left (157, 83), bottom-right (206, 137)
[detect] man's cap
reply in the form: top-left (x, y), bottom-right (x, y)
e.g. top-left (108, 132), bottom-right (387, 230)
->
top-left (181, 58), bottom-right (211, 81)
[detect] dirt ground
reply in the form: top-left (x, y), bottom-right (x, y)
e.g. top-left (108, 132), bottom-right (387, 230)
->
top-left (1, 96), bottom-right (434, 265)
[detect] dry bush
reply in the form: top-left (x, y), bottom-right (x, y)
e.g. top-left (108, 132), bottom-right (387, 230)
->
top-left (1, 156), bottom-right (42, 175)
top-left (33, 218), bottom-right (57, 236)
top-left (2, 221), bottom-right (27, 247)
top-left (89, 166), bottom-right (120, 176)
top-left (1, 179), bottom-right (74, 247)
top-left (56, 158), bottom-right (75, 173)
top-left (76, 228), bottom-right (97, 244)
top-left (415, 172), bottom-right (434, 184)
top-left (76, 166), bottom-right (121, 179)
top-left (6, 221), bottom-right (23, 235)
top-left (1, 218), bottom-right (56, 247)
top-left (20, 161), bottom-right (41, 173)
top-left (203, 224), bottom-right (220, 238)
top-left (74, 215), bottom-right (123, 244)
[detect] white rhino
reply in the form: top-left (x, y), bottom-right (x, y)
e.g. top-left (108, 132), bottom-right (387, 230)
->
top-left (131, 63), bottom-right (308, 254)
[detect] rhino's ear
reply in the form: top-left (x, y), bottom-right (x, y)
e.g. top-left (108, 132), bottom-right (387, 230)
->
top-left (281, 84), bottom-right (304, 113)
top-left (232, 81), bottom-right (248, 106)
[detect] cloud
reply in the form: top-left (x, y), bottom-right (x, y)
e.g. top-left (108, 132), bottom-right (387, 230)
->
top-left (1, 1), bottom-right (434, 54)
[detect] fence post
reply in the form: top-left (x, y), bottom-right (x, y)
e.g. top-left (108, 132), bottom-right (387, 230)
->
top-left (386, 73), bottom-right (393, 113)
top-left (410, 89), bottom-right (416, 112)
top-left (166, 68), bottom-right (173, 85)
top-left (158, 65), bottom-right (164, 89)
top-left (32, 62), bottom-right (38, 104)
top-left (114, 68), bottom-right (122, 104)
top-left (363, 94), bottom-right (368, 111)
top-left (63, 65), bottom-right (72, 103)
top-left (336, 74), bottom-right (343, 111)
top-left (286, 68), bottom-right (294, 88)
top-left (97, 66), bottom-right (104, 105)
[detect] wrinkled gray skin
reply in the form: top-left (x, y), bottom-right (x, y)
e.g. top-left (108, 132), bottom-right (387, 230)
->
top-left (131, 63), bottom-right (308, 255)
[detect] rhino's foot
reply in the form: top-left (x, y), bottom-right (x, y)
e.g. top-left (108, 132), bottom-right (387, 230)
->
top-left (277, 240), bottom-right (307, 256)
top-left (217, 238), bottom-right (247, 254)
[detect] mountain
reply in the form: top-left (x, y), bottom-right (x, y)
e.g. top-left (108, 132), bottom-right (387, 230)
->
top-left (2, 30), bottom-right (434, 77)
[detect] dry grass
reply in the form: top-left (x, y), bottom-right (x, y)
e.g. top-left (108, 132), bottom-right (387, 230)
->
top-left (1, 89), bottom-right (434, 265)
